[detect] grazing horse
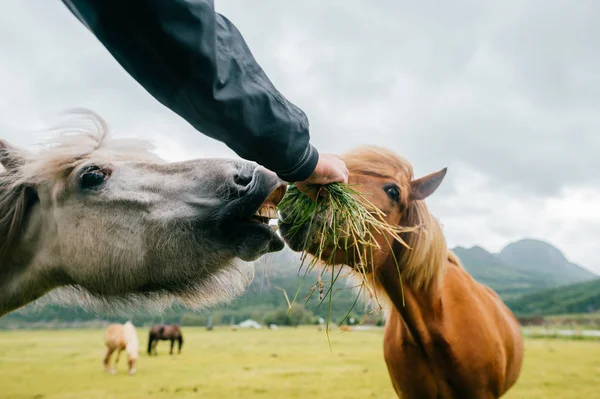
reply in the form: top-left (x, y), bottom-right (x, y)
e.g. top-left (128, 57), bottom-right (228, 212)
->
top-left (147, 324), bottom-right (184, 355)
top-left (104, 321), bottom-right (139, 375)
top-left (0, 110), bottom-right (286, 317)
top-left (280, 146), bottom-right (524, 399)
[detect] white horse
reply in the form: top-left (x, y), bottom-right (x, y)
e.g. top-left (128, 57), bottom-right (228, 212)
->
top-left (0, 110), bottom-right (286, 316)
top-left (104, 321), bottom-right (139, 375)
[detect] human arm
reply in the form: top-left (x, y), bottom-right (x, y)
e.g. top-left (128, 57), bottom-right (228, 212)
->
top-left (60, 0), bottom-right (323, 182)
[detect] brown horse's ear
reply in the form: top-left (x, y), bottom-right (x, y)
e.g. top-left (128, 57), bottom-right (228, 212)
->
top-left (409, 167), bottom-right (447, 200)
top-left (0, 139), bottom-right (25, 171)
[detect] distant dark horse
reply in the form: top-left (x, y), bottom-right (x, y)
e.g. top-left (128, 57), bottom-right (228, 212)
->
top-left (147, 324), bottom-right (184, 356)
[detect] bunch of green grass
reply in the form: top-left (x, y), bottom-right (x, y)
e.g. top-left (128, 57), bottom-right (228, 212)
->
top-left (277, 182), bottom-right (421, 344)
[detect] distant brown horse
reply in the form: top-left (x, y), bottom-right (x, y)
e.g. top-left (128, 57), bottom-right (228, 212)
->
top-left (147, 324), bottom-right (184, 356)
top-left (104, 321), bottom-right (138, 375)
top-left (280, 146), bottom-right (524, 399)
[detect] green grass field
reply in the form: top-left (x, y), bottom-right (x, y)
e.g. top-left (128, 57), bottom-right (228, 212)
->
top-left (0, 327), bottom-right (598, 398)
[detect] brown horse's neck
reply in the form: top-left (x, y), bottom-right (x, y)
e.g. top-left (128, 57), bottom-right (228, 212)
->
top-left (375, 253), bottom-right (445, 356)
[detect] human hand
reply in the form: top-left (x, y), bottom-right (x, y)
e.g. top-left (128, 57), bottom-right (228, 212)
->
top-left (294, 153), bottom-right (349, 201)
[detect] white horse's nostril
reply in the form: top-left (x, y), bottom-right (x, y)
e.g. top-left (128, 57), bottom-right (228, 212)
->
top-left (233, 167), bottom-right (254, 187)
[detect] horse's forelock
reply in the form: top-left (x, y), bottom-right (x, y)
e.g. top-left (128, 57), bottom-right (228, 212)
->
top-left (342, 145), bottom-right (414, 182)
top-left (1, 110), bottom-right (165, 208)
top-left (20, 110), bottom-right (163, 187)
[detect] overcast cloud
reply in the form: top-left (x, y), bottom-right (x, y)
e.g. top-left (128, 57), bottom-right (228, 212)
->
top-left (1, 1), bottom-right (598, 273)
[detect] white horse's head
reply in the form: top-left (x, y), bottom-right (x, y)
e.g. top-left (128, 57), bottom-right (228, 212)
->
top-left (0, 111), bottom-right (287, 316)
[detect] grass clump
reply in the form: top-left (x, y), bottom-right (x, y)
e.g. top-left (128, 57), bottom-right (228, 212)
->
top-left (276, 183), bottom-right (421, 343)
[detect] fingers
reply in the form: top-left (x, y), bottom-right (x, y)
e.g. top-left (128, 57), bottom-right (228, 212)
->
top-left (306, 153), bottom-right (348, 184)
top-left (340, 164), bottom-right (349, 184)
top-left (293, 152), bottom-right (349, 201)
top-left (325, 154), bottom-right (349, 184)
top-left (294, 181), bottom-right (320, 201)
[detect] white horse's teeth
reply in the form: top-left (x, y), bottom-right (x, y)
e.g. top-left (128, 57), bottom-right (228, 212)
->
top-left (255, 206), bottom-right (279, 219)
top-left (267, 207), bottom-right (279, 219)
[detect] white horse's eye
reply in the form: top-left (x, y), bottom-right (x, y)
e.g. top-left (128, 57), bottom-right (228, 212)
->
top-left (80, 166), bottom-right (108, 189)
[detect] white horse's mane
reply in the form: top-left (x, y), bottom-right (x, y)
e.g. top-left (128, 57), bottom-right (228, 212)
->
top-left (17, 109), bottom-right (164, 186)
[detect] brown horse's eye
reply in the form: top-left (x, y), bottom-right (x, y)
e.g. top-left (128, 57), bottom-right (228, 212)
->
top-left (80, 166), bottom-right (108, 189)
top-left (385, 185), bottom-right (400, 201)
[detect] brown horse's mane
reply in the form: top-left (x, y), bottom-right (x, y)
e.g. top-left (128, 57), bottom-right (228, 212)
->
top-left (343, 146), bottom-right (449, 290)
top-left (0, 109), bottom-right (162, 266)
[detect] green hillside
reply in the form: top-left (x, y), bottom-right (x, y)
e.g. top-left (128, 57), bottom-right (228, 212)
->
top-left (505, 278), bottom-right (600, 316)
top-left (452, 246), bottom-right (542, 299)
top-left (499, 239), bottom-right (596, 285)
top-left (453, 239), bottom-right (597, 299)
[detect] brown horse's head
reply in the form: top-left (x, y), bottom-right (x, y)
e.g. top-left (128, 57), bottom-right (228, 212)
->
top-left (280, 146), bottom-right (448, 288)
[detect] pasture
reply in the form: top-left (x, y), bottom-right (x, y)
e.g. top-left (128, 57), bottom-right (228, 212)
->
top-left (0, 326), bottom-right (598, 399)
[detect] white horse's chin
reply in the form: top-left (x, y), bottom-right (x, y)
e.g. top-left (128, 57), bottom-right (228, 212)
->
top-left (35, 259), bottom-right (255, 315)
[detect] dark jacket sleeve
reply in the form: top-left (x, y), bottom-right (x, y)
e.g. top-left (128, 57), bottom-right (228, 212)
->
top-left (60, 0), bottom-right (319, 182)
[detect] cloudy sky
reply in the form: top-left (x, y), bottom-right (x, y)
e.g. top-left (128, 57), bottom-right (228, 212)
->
top-left (1, 1), bottom-right (599, 273)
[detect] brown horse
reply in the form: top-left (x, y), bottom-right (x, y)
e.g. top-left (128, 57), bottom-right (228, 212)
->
top-left (104, 321), bottom-right (138, 375)
top-left (279, 146), bottom-right (524, 399)
top-left (147, 324), bottom-right (184, 356)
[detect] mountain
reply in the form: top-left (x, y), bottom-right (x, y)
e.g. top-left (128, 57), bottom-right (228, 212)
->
top-left (451, 239), bottom-right (597, 299)
top-left (498, 239), bottom-right (596, 286)
top-left (505, 278), bottom-right (600, 316)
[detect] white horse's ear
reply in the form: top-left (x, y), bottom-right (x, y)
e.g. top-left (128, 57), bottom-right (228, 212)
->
top-left (409, 167), bottom-right (447, 200)
top-left (0, 139), bottom-right (25, 171)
